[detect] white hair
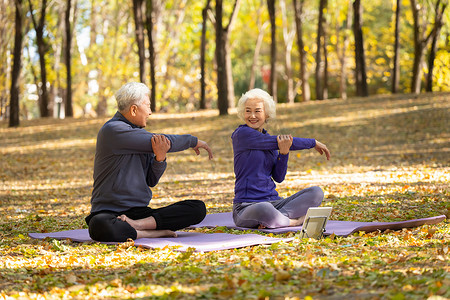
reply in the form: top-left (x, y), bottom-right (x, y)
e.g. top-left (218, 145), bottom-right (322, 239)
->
top-left (115, 82), bottom-right (150, 113)
top-left (237, 88), bottom-right (276, 121)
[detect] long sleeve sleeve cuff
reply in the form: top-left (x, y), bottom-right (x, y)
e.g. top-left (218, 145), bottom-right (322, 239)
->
top-left (277, 153), bottom-right (289, 162)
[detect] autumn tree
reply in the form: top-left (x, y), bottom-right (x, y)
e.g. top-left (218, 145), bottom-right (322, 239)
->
top-left (352, 0), bottom-right (368, 97)
top-left (280, 0), bottom-right (296, 103)
top-left (391, 0), bottom-right (401, 93)
top-left (200, 0), bottom-right (211, 109)
top-left (409, 0), bottom-right (446, 93)
top-left (267, 0), bottom-right (277, 102)
top-left (145, 0), bottom-right (157, 112)
top-left (64, 0), bottom-right (76, 117)
top-left (425, 1), bottom-right (447, 92)
top-left (28, 0), bottom-right (51, 117)
top-left (133, 0), bottom-right (146, 84)
top-left (335, 0), bottom-right (352, 100)
top-left (0, 0), bottom-right (13, 119)
top-left (293, 0), bottom-right (310, 101)
top-left (315, 0), bottom-right (328, 100)
top-left (215, 0), bottom-right (241, 115)
top-left (9, 0), bottom-right (24, 127)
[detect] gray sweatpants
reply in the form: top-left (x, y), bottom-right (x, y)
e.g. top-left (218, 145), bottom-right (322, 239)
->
top-left (232, 186), bottom-right (324, 228)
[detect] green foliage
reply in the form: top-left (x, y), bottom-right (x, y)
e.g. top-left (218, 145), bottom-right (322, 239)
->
top-left (1, 0), bottom-right (450, 116)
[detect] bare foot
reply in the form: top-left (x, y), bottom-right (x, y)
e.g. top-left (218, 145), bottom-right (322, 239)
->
top-left (289, 215), bottom-right (306, 227)
top-left (118, 215), bottom-right (177, 239)
top-left (118, 215), bottom-right (156, 231)
top-left (136, 229), bottom-right (177, 239)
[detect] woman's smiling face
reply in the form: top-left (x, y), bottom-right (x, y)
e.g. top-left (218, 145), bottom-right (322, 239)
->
top-left (244, 98), bottom-right (267, 132)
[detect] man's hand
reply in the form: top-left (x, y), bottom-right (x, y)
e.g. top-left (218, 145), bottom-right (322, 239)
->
top-left (152, 135), bottom-right (171, 162)
top-left (193, 140), bottom-right (214, 160)
top-left (314, 140), bottom-right (331, 160)
top-left (277, 134), bottom-right (293, 155)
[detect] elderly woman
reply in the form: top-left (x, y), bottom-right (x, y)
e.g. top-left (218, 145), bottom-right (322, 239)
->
top-left (232, 88), bottom-right (331, 228)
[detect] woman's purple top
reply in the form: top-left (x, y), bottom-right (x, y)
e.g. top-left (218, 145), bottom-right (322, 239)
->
top-left (231, 124), bottom-right (316, 203)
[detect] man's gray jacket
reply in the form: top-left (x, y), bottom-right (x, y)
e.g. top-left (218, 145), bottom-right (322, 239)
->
top-left (90, 112), bottom-right (198, 213)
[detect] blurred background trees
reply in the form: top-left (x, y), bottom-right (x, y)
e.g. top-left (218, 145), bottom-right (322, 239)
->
top-left (0, 0), bottom-right (449, 126)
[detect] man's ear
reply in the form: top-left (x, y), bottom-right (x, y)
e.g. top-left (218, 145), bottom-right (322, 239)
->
top-left (130, 104), bottom-right (138, 116)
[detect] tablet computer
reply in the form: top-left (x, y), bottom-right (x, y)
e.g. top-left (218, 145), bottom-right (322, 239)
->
top-left (300, 207), bottom-right (333, 239)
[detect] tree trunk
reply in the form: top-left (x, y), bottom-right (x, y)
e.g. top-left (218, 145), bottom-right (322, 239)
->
top-left (426, 1), bottom-right (446, 92)
top-left (293, 0), bottom-right (310, 101)
top-left (215, 0), bottom-right (228, 115)
top-left (280, 0), bottom-right (295, 103)
top-left (267, 0), bottom-right (277, 101)
top-left (50, 1), bottom-right (64, 119)
top-left (352, 0), bottom-right (368, 97)
top-left (1, 0), bottom-right (12, 119)
top-left (215, 0), bottom-right (240, 115)
top-left (146, 0), bottom-right (157, 112)
top-left (200, 0), bottom-right (211, 109)
top-left (9, 0), bottom-right (24, 127)
top-left (133, 0), bottom-right (146, 84)
top-left (410, 0), bottom-right (436, 94)
top-left (65, 0), bottom-right (74, 117)
top-left (336, 0), bottom-right (351, 100)
top-left (392, 0), bottom-right (400, 93)
top-left (315, 0), bottom-right (326, 100)
top-left (28, 0), bottom-right (50, 117)
top-left (89, 0), bottom-right (97, 46)
top-left (322, 6), bottom-right (328, 100)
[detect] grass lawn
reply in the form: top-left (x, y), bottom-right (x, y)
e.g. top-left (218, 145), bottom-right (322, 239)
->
top-left (1, 92), bottom-right (449, 299)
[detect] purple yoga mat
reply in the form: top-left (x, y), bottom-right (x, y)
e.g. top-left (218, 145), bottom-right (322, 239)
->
top-left (28, 230), bottom-right (293, 252)
top-left (189, 212), bottom-right (446, 237)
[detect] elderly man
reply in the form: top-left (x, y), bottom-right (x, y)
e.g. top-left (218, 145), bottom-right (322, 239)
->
top-left (86, 82), bottom-right (213, 242)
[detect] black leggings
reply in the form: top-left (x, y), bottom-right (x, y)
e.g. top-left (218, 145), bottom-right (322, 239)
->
top-left (86, 200), bottom-right (206, 242)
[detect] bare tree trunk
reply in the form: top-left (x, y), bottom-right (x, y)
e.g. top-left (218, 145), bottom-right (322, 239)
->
top-left (10, 0), bottom-right (24, 127)
top-left (65, 0), bottom-right (74, 117)
top-left (133, 0), bottom-right (146, 83)
top-left (200, 0), bottom-right (211, 109)
top-left (89, 0), bottom-right (97, 46)
top-left (293, 0), bottom-right (310, 101)
top-left (392, 0), bottom-right (400, 93)
top-left (315, 0), bottom-right (327, 100)
top-left (280, 0), bottom-right (295, 103)
top-left (1, 0), bottom-right (12, 119)
top-left (215, 0), bottom-right (240, 115)
top-left (215, 0), bottom-right (228, 115)
top-left (410, 0), bottom-right (437, 94)
top-left (146, 0), bottom-right (157, 112)
top-left (336, 0), bottom-right (351, 100)
top-left (28, 0), bottom-right (51, 117)
top-left (352, 0), bottom-right (368, 97)
top-left (267, 0), bottom-right (277, 101)
top-left (426, 1), bottom-right (447, 92)
top-left (322, 8), bottom-right (328, 100)
top-left (50, 1), bottom-right (64, 118)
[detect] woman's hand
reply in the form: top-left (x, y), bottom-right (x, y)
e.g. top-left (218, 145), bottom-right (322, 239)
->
top-left (314, 140), bottom-right (331, 160)
top-left (152, 135), bottom-right (171, 162)
top-left (277, 134), bottom-right (293, 155)
top-left (193, 140), bottom-right (214, 160)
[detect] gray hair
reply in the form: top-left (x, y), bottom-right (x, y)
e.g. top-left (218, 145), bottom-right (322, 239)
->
top-left (237, 88), bottom-right (276, 121)
top-left (115, 82), bottom-right (150, 112)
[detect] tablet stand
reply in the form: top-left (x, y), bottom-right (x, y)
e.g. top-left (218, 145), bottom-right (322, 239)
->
top-left (300, 215), bottom-right (329, 239)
